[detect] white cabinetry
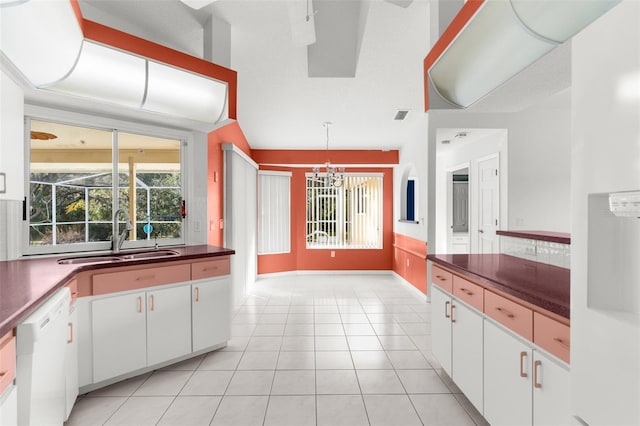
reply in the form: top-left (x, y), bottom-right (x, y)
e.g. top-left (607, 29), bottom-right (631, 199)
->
top-left (451, 300), bottom-right (483, 411)
top-left (92, 285), bottom-right (192, 382)
top-left (0, 385), bottom-right (17, 426)
top-left (484, 319), bottom-right (570, 426)
top-left (92, 291), bottom-right (147, 382)
top-left (484, 319), bottom-right (532, 426)
top-left (532, 350), bottom-right (570, 426)
top-left (192, 277), bottom-right (231, 352)
top-left (146, 285), bottom-right (191, 365)
top-left (431, 286), bottom-right (484, 412)
top-left (65, 303), bottom-right (78, 420)
top-left (431, 285), bottom-right (452, 374)
top-left (0, 70), bottom-right (24, 201)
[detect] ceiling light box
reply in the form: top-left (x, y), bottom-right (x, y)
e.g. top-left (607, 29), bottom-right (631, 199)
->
top-left (0, 0), bottom-right (228, 124)
top-left (428, 0), bottom-right (621, 108)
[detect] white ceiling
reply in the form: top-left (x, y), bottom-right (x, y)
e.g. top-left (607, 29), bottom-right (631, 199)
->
top-left (78, 0), bottom-right (431, 150)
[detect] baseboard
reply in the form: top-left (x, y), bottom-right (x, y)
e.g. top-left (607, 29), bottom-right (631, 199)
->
top-left (256, 270), bottom-right (392, 280)
top-left (392, 271), bottom-right (428, 301)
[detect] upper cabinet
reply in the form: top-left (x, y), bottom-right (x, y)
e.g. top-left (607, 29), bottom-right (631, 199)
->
top-left (0, 70), bottom-right (24, 201)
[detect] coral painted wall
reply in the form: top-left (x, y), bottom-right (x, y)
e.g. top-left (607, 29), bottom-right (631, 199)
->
top-left (207, 122), bottom-right (252, 246)
top-left (257, 163), bottom-right (396, 275)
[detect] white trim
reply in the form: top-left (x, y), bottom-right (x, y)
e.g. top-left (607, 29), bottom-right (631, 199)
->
top-left (256, 270), bottom-right (391, 280)
top-left (221, 143), bottom-right (258, 169)
top-left (305, 171), bottom-right (384, 178)
top-left (258, 170), bottom-right (292, 177)
top-left (259, 163), bottom-right (397, 168)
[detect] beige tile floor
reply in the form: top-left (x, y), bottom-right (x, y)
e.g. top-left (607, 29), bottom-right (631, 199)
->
top-left (65, 274), bottom-right (488, 426)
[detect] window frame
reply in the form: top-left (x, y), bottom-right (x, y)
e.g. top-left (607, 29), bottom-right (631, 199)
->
top-left (305, 172), bottom-right (383, 250)
top-left (22, 106), bottom-right (190, 256)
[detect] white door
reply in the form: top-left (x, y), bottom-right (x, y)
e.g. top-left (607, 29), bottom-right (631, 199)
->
top-left (451, 300), bottom-right (484, 413)
top-left (92, 292), bottom-right (147, 382)
top-left (532, 350), bottom-right (571, 426)
top-left (192, 277), bottom-right (231, 352)
top-left (431, 286), bottom-right (452, 375)
top-left (484, 319), bottom-right (532, 426)
top-left (147, 285), bottom-right (191, 366)
top-left (477, 155), bottom-right (499, 253)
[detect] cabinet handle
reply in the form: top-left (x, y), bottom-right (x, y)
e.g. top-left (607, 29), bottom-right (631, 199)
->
top-left (451, 304), bottom-right (456, 323)
top-left (135, 274), bottom-right (156, 281)
top-left (495, 307), bottom-right (515, 319)
top-left (195, 287), bottom-right (200, 302)
top-left (67, 322), bottom-right (73, 344)
top-left (0, 371), bottom-right (5, 377)
top-left (460, 287), bottom-right (474, 296)
top-left (203, 266), bottom-right (219, 272)
top-left (533, 360), bottom-right (542, 388)
top-left (137, 296), bottom-right (143, 313)
top-left (553, 337), bottom-right (570, 349)
top-left (444, 301), bottom-right (450, 318)
top-left (435, 275), bottom-right (447, 282)
top-left (519, 351), bottom-right (528, 378)
top-left (150, 295), bottom-right (155, 311)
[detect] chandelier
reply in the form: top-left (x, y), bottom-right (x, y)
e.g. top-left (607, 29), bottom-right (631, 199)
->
top-left (313, 122), bottom-right (345, 187)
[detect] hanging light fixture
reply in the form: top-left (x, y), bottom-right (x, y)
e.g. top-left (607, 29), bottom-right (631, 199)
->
top-left (313, 122), bottom-right (345, 187)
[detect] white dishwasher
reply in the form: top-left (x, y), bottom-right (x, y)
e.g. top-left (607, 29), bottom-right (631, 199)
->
top-left (16, 287), bottom-right (70, 426)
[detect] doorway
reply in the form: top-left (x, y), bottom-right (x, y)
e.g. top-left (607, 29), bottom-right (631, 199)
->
top-left (447, 164), bottom-right (470, 254)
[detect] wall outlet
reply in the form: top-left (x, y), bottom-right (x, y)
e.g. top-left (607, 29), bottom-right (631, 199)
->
top-left (194, 220), bottom-right (201, 232)
top-left (219, 219), bottom-right (224, 229)
top-left (209, 220), bottom-right (215, 231)
top-left (331, 250), bottom-right (336, 258)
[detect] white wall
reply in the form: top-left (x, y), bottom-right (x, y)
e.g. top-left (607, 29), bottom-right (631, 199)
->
top-left (394, 114), bottom-right (429, 242)
top-left (570, 2), bottom-right (640, 424)
top-left (434, 130), bottom-right (508, 254)
top-left (427, 93), bottom-right (572, 256)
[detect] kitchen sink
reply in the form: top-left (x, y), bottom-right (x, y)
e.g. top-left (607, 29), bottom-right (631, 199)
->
top-left (119, 249), bottom-right (180, 260)
top-left (57, 256), bottom-right (122, 265)
top-left (57, 249), bottom-right (180, 265)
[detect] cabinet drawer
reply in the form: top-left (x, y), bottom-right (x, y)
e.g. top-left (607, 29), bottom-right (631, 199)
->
top-left (93, 264), bottom-right (191, 295)
top-left (191, 257), bottom-right (230, 280)
top-left (0, 331), bottom-right (16, 396)
top-left (432, 264), bottom-right (453, 293)
top-left (453, 276), bottom-right (484, 312)
top-left (484, 290), bottom-right (533, 341)
top-left (534, 312), bottom-right (570, 364)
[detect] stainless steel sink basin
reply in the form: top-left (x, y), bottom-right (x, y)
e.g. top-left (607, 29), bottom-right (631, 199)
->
top-left (119, 249), bottom-right (180, 260)
top-left (58, 256), bottom-right (122, 265)
top-left (57, 249), bottom-right (180, 265)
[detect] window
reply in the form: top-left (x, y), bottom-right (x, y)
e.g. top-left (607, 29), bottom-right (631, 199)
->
top-left (258, 171), bottom-right (291, 254)
top-left (27, 118), bottom-right (183, 253)
top-left (306, 174), bottom-right (382, 249)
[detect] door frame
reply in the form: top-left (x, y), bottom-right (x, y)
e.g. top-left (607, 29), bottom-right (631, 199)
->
top-left (446, 162), bottom-right (470, 253)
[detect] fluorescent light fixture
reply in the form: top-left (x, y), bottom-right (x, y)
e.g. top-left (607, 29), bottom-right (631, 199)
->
top-left (44, 41), bottom-right (147, 108)
top-left (428, 0), bottom-right (621, 108)
top-left (510, 0), bottom-right (621, 43)
top-left (144, 61), bottom-right (227, 123)
top-left (0, 0), bottom-right (83, 86)
top-left (180, 0), bottom-right (216, 10)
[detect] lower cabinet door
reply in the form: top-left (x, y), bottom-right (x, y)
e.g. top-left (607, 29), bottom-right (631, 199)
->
top-left (65, 305), bottom-right (79, 420)
top-left (532, 350), bottom-right (571, 426)
top-left (451, 300), bottom-right (484, 413)
top-left (92, 292), bottom-right (147, 383)
top-left (431, 286), bottom-right (452, 375)
top-left (0, 385), bottom-right (18, 426)
top-left (484, 319), bottom-right (533, 426)
top-left (192, 277), bottom-right (231, 352)
top-left (147, 285), bottom-right (192, 366)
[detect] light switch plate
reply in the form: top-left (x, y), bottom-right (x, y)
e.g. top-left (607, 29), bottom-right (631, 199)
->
top-left (0, 172), bottom-right (6, 194)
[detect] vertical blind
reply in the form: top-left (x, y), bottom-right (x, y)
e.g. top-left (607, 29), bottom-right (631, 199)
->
top-left (258, 171), bottom-right (291, 254)
top-left (306, 173), bottom-right (382, 249)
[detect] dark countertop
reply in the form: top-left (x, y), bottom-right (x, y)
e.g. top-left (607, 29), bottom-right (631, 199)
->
top-left (496, 230), bottom-right (571, 244)
top-left (0, 245), bottom-right (235, 337)
top-left (428, 253), bottom-right (570, 319)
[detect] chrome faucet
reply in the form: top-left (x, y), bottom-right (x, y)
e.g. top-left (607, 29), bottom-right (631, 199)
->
top-left (112, 208), bottom-right (133, 254)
